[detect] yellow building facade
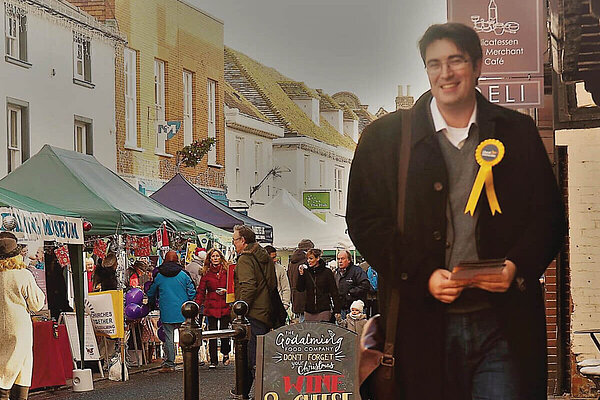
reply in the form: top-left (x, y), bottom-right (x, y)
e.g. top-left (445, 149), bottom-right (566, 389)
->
top-left (71, 0), bottom-right (225, 194)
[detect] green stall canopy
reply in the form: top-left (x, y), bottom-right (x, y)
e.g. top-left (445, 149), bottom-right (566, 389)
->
top-left (0, 186), bottom-right (80, 217)
top-left (0, 145), bottom-right (204, 235)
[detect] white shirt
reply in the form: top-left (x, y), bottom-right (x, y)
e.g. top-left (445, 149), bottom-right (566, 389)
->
top-left (430, 97), bottom-right (477, 149)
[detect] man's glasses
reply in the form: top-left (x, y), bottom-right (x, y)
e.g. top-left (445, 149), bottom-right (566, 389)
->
top-left (425, 56), bottom-right (470, 75)
top-left (232, 237), bottom-right (241, 243)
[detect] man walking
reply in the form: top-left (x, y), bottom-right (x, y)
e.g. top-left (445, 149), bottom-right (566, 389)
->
top-left (334, 250), bottom-right (370, 318)
top-left (346, 23), bottom-right (565, 399)
top-left (147, 251), bottom-right (196, 373)
top-left (232, 225), bottom-right (277, 399)
top-left (287, 239), bottom-right (314, 322)
top-left (265, 245), bottom-right (291, 312)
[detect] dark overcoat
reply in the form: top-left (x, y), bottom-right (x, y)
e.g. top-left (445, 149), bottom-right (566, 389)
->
top-left (346, 91), bottom-right (565, 400)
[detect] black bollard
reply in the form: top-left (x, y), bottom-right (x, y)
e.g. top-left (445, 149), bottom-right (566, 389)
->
top-left (180, 301), bottom-right (202, 400)
top-left (231, 301), bottom-right (251, 400)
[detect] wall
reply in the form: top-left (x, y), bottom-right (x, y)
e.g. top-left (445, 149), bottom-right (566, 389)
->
top-left (556, 125), bottom-right (600, 361)
top-left (73, 0), bottom-right (226, 191)
top-left (0, 4), bottom-right (119, 176)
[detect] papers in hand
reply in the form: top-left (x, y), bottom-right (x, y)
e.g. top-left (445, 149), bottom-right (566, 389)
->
top-left (450, 258), bottom-right (506, 280)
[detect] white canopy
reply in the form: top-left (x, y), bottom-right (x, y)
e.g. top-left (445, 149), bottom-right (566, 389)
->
top-left (249, 189), bottom-right (354, 250)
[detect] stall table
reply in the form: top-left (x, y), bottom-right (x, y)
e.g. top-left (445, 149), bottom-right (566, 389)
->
top-left (31, 321), bottom-right (73, 389)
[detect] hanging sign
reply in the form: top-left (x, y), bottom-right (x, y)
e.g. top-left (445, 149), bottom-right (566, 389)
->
top-left (0, 207), bottom-right (83, 244)
top-left (157, 121), bottom-right (182, 140)
top-left (448, 0), bottom-right (545, 107)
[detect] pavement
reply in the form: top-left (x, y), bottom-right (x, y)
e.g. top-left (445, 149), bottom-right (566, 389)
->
top-left (29, 360), bottom-right (240, 400)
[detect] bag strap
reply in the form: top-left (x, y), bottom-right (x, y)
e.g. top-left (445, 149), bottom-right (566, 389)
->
top-left (381, 108), bottom-right (412, 379)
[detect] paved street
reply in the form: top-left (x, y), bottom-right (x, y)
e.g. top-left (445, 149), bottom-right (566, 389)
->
top-left (30, 363), bottom-right (238, 400)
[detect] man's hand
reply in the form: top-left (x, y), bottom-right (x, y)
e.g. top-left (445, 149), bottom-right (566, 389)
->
top-left (469, 260), bottom-right (517, 293)
top-left (428, 269), bottom-right (468, 303)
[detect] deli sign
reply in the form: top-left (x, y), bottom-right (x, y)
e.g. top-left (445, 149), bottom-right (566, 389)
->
top-left (448, 0), bottom-right (545, 108)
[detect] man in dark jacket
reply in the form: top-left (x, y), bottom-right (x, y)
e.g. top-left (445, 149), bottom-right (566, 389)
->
top-left (346, 23), bottom-right (565, 399)
top-left (287, 239), bottom-right (314, 321)
top-left (334, 250), bottom-right (370, 318)
top-left (232, 225), bottom-right (277, 399)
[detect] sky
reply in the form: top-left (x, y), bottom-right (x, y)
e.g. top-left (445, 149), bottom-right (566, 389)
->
top-left (189, 0), bottom-right (447, 113)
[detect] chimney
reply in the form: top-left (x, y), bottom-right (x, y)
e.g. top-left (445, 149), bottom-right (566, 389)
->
top-left (396, 83), bottom-right (415, 110)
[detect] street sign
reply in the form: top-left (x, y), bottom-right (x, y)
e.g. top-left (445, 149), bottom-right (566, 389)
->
top-left (303, 191), bottom-right (331, 210)
top-left (256, 322), bottom-right (358, 400)
top-left (448, 0), bottom-right (546, 107)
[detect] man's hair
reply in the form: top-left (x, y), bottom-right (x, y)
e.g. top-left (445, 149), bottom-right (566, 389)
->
top-left (164, 251), bottom-right (179, 263)
top-left (306, 248), bottom-right (322, 258)
top-left (297, 239), bottom-right (314, 250)
top-left (264, 245), bottom-right (276, 254)
top-left (337, 250), bottom-right (352, 260)
top-left (418, 23), bottom-right (482, 65)
top-left (234, 224), bottom-right (256, 244)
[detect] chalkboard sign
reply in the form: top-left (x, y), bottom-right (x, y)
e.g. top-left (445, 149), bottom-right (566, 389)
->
top-left (256, 322), bottom-right (359, 400)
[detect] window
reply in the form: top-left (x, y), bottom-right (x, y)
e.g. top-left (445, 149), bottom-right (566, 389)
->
top-left (74, 117), bottom-right (93, 155)
top-left (304, 154), bottom-right (310, 187)
top-left (254, 142), bottom-right (261, 185)
top-left (154, 59), bottom-right (166, 153)
top-left (124, 48), bottom-right (137, 147)
top-left (334, 166), bottom-right (344, 210)
top-left (183, 71), bottom-right (193, 146)
top-left (235, 137), bottom-right (243, 194)
top-left (207, 79), bottom-right (217, 165)
top-left (6, 101), bottom-right (29, 172)
top-left (4, 4), bottom-right (27, 62)
top-left (319, 160), bottom-right (325, 188)
top-left (73, 33), bottom-right (91, 83)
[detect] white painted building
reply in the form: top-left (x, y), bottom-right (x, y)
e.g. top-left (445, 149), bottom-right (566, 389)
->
top-left (224, 105), bottom-right (284, 209)
top-left (1, 0), bottom-right (125, 177)
top-left (272, 136), bottom-right (353, 217)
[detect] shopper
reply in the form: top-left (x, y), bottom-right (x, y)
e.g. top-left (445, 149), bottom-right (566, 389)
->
top-left (0, 232), bottom-right (45, 400)
top-left (194, 248), bottom-right (231, 369)
top-left (297, 248), bottom-right (342, 322)
top-left (147, 251), bottom-right (196, 373)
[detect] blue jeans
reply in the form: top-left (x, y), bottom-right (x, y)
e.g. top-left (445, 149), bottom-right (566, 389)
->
top-left (444, 308), bottom-right (519, 399)
top-left (162, 323), bottom-right (179, 367)
top-left (244, 318), bottom-right (269, 397)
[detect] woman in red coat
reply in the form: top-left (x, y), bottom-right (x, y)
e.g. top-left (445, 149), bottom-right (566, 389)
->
top-left (194, 248), bottom-right (231, 368)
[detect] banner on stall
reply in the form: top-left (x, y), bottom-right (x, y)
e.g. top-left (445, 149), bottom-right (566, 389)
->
top-left (86, 290), bottom-right (125, 339)
top-left (0, 207), bottom-right (83, 245)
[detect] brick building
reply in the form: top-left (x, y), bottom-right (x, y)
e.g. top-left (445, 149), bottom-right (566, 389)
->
top-left (549, 0), bottom-right (600, 396)
top-left (68, 0), bottom-right (226, 195)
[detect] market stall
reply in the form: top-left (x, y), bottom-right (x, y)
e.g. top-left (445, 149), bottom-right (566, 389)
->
top-left (0, 187), bottom-right (85, 388)
top-left (0, 146), bottom-right (232, 379)
top-left (249, 189), bottom-right (354, 250)
top-left (151, 173), bottom-right (273, 242)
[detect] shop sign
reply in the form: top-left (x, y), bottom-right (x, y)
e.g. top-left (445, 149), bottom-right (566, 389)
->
top-left (448, 0), bottom-right (545, 107)
top-left (256, 322), bottom-right (358, 400)
top-left (0, 207), bottom-right (84, 244)
top-left (303, 192), bottom-right (331, 210)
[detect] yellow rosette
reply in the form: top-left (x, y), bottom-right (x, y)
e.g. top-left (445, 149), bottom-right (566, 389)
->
top-left (464, 139), bottom-right (505, 216)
